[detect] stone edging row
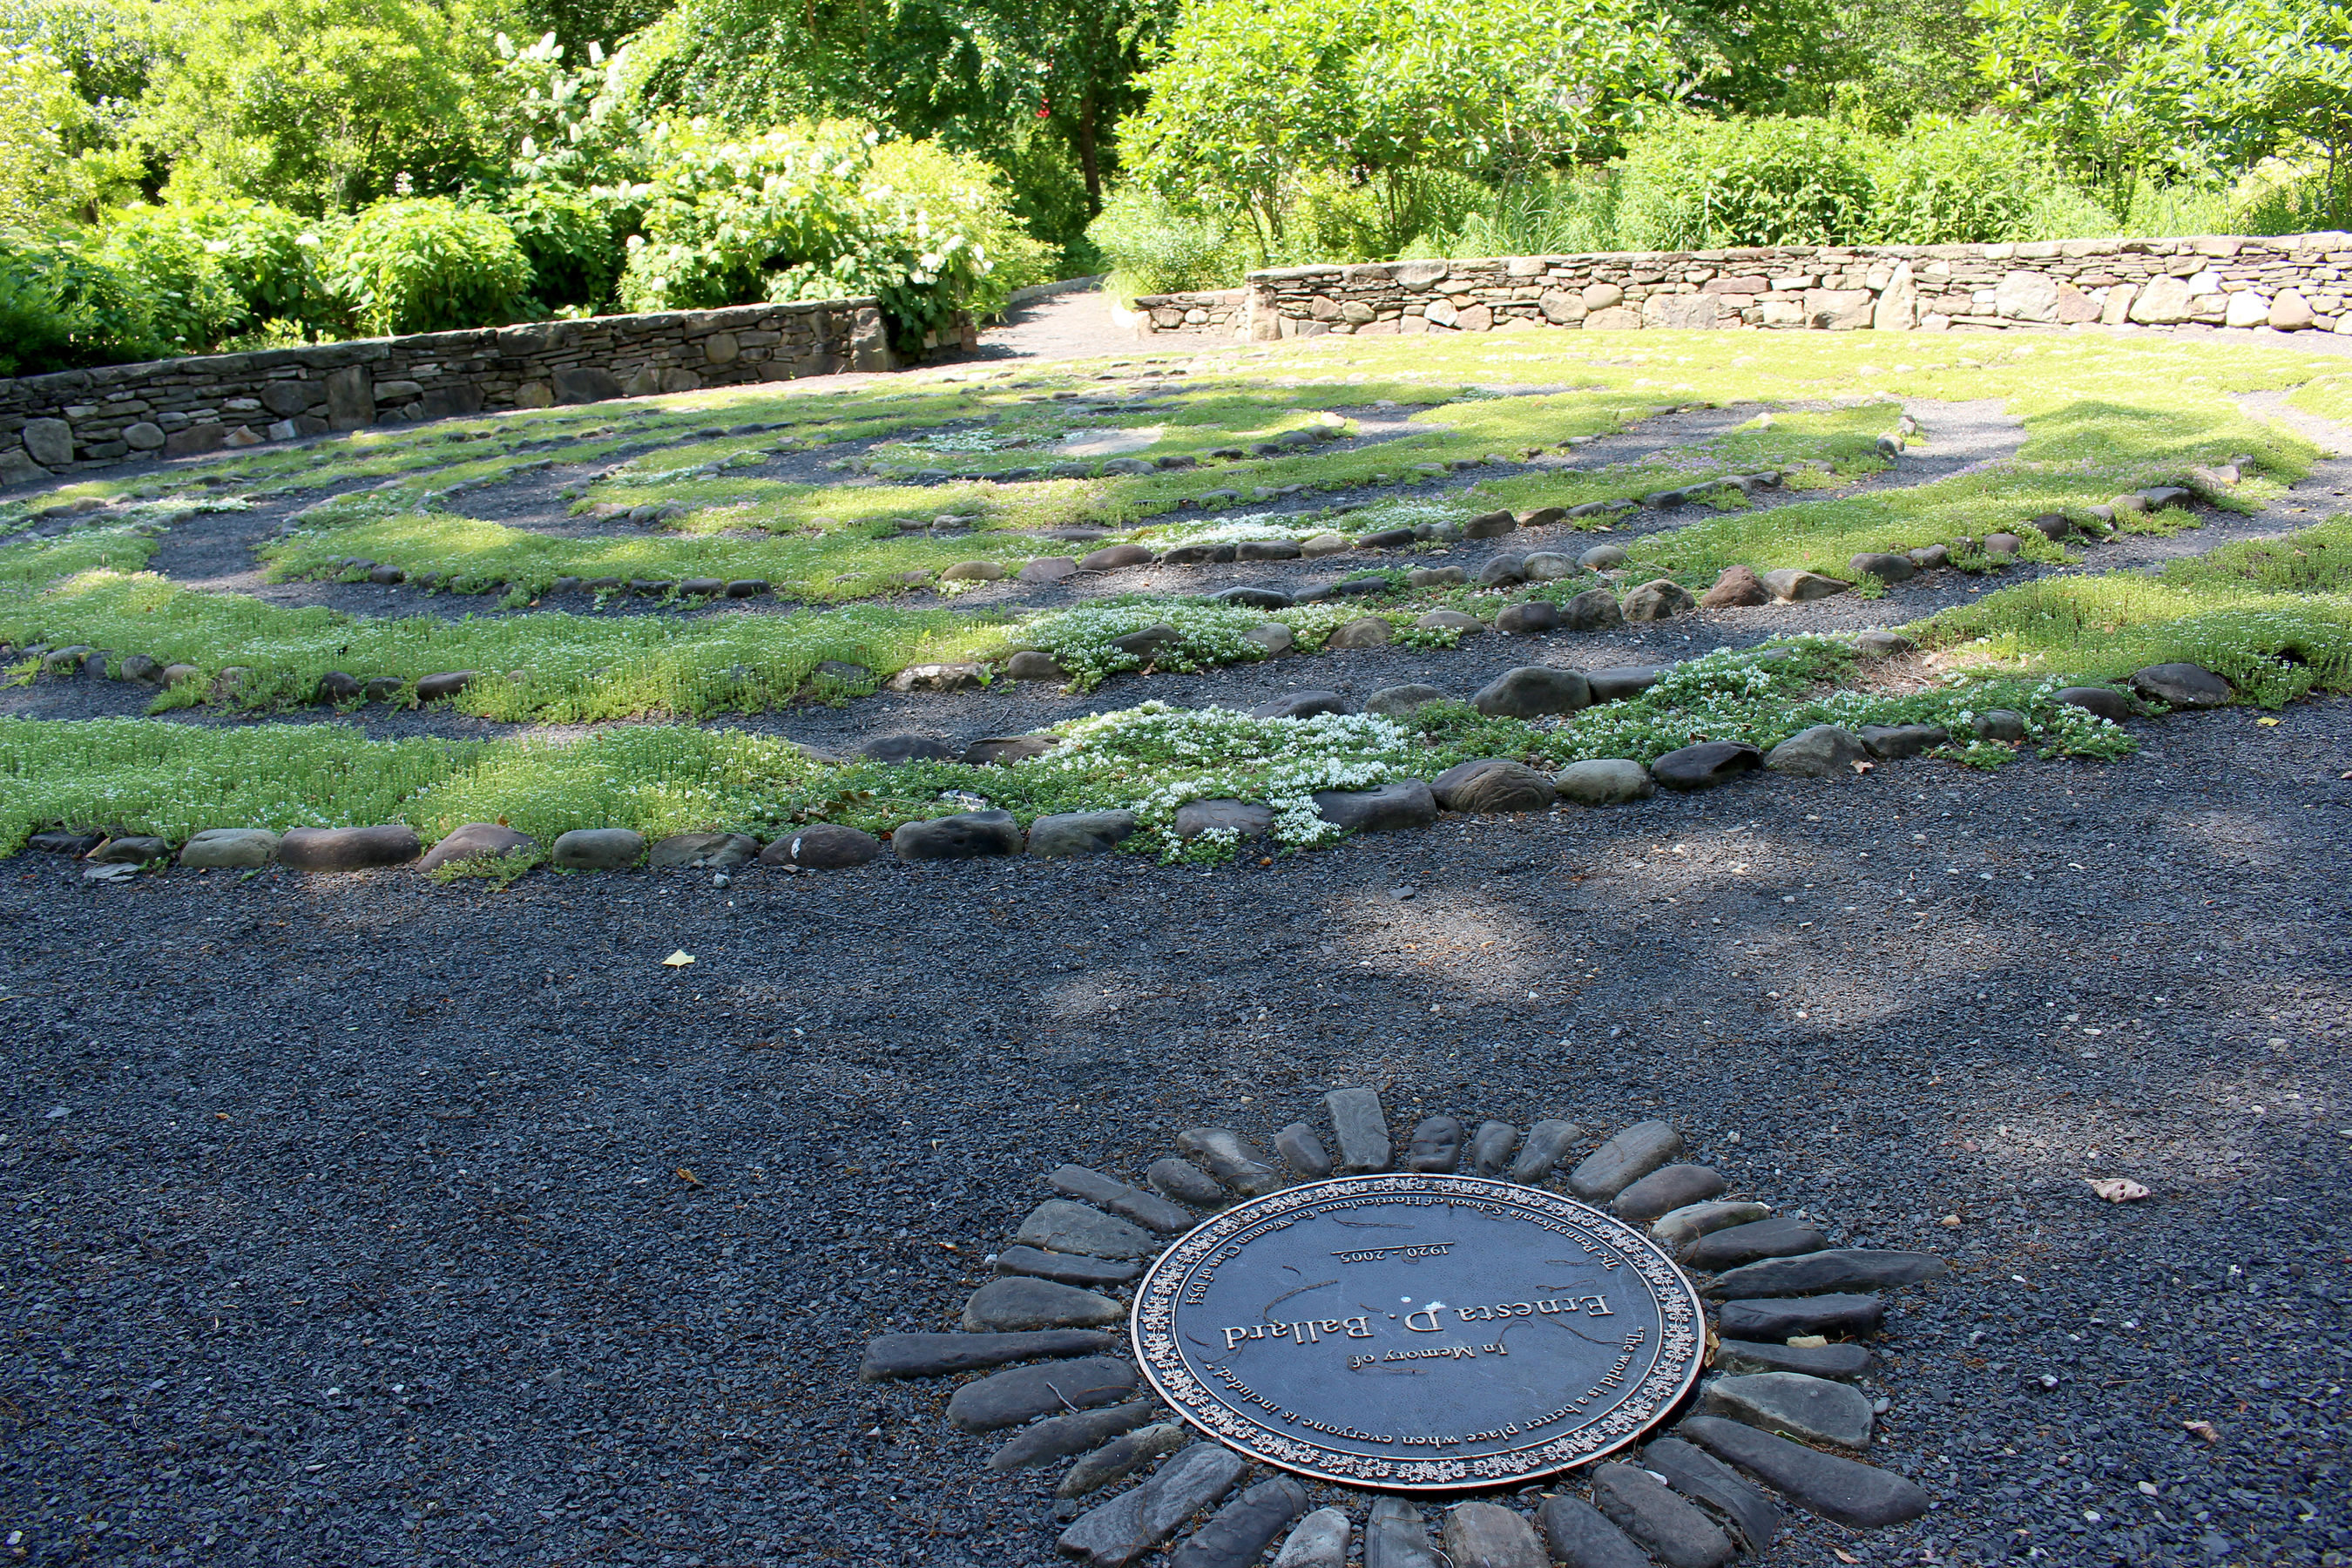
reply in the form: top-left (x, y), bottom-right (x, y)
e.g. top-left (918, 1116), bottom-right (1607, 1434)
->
top-left (33, 659), bottom-right (2240, 882)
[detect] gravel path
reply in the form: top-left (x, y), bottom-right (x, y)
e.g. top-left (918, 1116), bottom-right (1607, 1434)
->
top-left (2, 697), bottom-right (2345, 1566)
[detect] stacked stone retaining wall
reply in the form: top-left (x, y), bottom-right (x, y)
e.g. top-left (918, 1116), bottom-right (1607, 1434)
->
top-left (1126, 235), bottom-right (2352, 341)
top-left (3, 298), bottom-right (899, 485)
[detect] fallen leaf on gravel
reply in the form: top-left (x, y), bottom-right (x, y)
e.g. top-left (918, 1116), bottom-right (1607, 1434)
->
top-left (675, 1167), bottom-right (703, 1187)
top-left (2183, 1419), bottom-right (2220, 1443)
top-left (1835, 1551), bottom-right (1861, 1564)
top-left (1850, 759), bottom-right (1874, 774)
top-left (2254, 717), bottom-right (2281, 727)
top-left (2087, 1177), bottom-right (2152, 1202)
top-left (1939, 1213), bottom-right (1963, 1226)
top-left (662, 950), bottom-right (695, 967)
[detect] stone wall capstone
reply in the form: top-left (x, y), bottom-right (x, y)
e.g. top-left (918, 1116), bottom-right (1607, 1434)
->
top-left (1122, 235), bottom-right (2352, 342)
top-left (2, 297), bottom-right (898, 485)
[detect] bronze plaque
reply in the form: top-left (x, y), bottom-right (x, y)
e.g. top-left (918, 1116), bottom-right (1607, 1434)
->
top-left (1131, 1174), bottom-right (1705, 1489)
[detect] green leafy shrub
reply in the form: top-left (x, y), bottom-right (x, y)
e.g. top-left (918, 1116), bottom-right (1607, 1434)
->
top-left (1087, 186), bottom-right (1251, 297)
top-left (1614, 115), bottom-right (1876, 249)
top-left (498, 182), bottom-right (629, 314)
top-left (97, 199), bottom-right (341, 345)
top-left (618, 120), bottom-right (1030, 352)
top-left (322, 197), bottom-right (533, 335)
top-left (0, 247), bottom-right (88, 375)
top-left (1870, 116), bottom-right (2044, 243)
top-left (0, 227), bottom-right (163, 369)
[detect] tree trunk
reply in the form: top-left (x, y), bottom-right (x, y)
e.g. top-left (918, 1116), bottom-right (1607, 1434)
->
top-left (1078, 94), bottom-right (1102, 213)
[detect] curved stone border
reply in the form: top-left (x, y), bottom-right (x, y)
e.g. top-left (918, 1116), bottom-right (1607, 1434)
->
top-left (858, 1091), bottom-right (1950, 1567)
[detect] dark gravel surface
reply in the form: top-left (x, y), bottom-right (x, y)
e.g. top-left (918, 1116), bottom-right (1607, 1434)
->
top-left (3, 696), bottom-right (2349, 1566)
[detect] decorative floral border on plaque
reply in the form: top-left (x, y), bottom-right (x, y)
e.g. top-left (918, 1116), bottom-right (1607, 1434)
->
top-left (1127, 1174), bottom-right (1707, 1490)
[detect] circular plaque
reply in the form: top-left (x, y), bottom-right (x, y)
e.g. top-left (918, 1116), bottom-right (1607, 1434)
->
top-left (1130, 1174), bottom-right (1705, 1490)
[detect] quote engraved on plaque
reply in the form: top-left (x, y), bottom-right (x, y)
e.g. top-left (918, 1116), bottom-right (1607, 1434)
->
top-left (1131, 1174), bottom-right (1706, 1489)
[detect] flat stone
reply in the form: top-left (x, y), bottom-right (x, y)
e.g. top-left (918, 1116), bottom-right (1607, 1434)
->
top-left (989, 1400), bottom-right (1159, 1470)
top-left (1169, 1477), bottom-right (1308, 1568)
top-left (2058, 686), bottom-right (2131, 721)
top-left (1509, 1118), bottom-right (1584, 1182)
top-left (1613, 1164), bottom-right (1727, 1221)
top-left (1147, 1158), bottom-right (1229, 1208)
top-left (948, 1355), bottom-right (1140, 1433)
top-left (1019, 557), bottom-right (1080, 584)
top-left (1016, 1200), bottom-right (1157, 1260)
top-left (1848, 551), bottom-right (1916, 583)
top-left (1058, 1423), bottom-right (1191, 1497)
top-left (1983, 531), bottom-right (2022, 558)
top-left (2129, 662), bottom-right (2232, 707)
top-left (1463, 509), bottom-right (1518, 539)
top-left (1235, 539), bottom-right (1303, 562)
top-left (1964, 709), bottom-right (2024, 745)
top-left (1652, 1200), bottom-right (1770, 1249)
top-left (963, 1276), bottom-right (1125, 1333)
top-left (1578, 544), bottom-right (1630, 570)
top-left (859, 1329), bottom-right (1113, 1381)
top-left (1471, 1120), bottom-right (1519, 1176)
top-left (1244, 623), bottom-right (1294, 655)
top-left (1049, 1165), bottom-right (1193, 1234)
top-left (1494, 600), bottom-right (1560, 634)
top-left (1537, 1496), bottom-right (1651, 1568)
top-left (1859, 722), bottom-right (1948, 759)
top-left (1567, 1120), bottom-right (1684, 1201)
top-left (1364, 1496), bottom-right (1440, 1568)
top-left (724, 578), bottom-right (769, 598)
top-left (1521, 551), bottom-right (1573, 580)
top-left (1761, 569), bottom-right (1847, 602)
top-left (1714, 1294), bottom-right (1887, 1340)
top-left (1328, 615), bottom-right (1395, 649)
top-left (87, 836), bottom-right (169, 864)
top-left (963, 734), bottom-right (1061, 766)
top-left (894, 810), bottom-right (1024, 860)
top-left (315, 671), bottom-right (362, 702)
top-left (1176, 1128), bottom-right (1283, 1196)
top-left (1213, 585), bottom-right (1293, 609)
top-left (1559, 588), bottom-right (1626, 632)
top-left (995, 1247), bottom-right (1144, 1288)
top-left (29, 831), bottom-right (103, 856)
top-left (862, 733), bottom-right (956, 763)
top-left (1323, 1087), bottom-right (1391, 1172)
top-left (1362, 528), bottom-right (1420, 551)
top-left (1591, 1463), bottom-right (1735, 1568)
top-left (1404, 1115), bottom-right (1464, 1173)
top-left (1555, 759), bottom-right (1656, 806)
top-left (1651, 741), bottom-right (1763, 791)
top-left (1680, 1217), bottom-right (1829, 1271)
top-left (1700, 565), bottom-right (1769, 607)
top-left (1025, 811), bottom-right (1138, 857)
top-left (1473, 666), bottom-right (1592, 717)
top-left (647, 831), bottom-right (756, 869)
top-left (415, 670), bottom-right (476, 702)
top-left (1712, 1337), bottom-right (1874, 1381)
top-left (1312, 780), bottom-right (1437, 833)
top-left (1329, 574), bottom-right (1391, 598)
top-left (275, 825), bottom-right (421, 872)
top-left (1704, 1247), bottom-right (1947, 1299)
top-left (759, 823), bottom-right (882, 868)
top-left (179, 828), bottom-right (281, 870)
top-left (1764, 725), bottom-right (1866, 778)
top-left (1621, 578), bottom-right (1697, 621)
top-left (550, 828), bottom-right (645, 869)
top-left (1442, 1500), bottom-right (1547, 1568)
top-left (416, 823), bottom-right (535, 872)
top-left (1639, 1436), bottom-right (1782, 1554)
top-left (1366, 683), bottom-right (1449, 716)
top-left (1272, 1507), bottom-right (1351, 1568)
top-left (1415, 610), bottom-right (1488, 633)
top-left (1403, 565), bottom-right (1463, 587)
top-left (1677, 1414), bottom-right (1930, 1527)
top-left (1274, 1123), bottom-right (1334, 1179)
top-left (1081, 544), bottom-right (1156, 571)
top-left (1174, 800), bottom-right (1274, 840)
top-left (1432, 759), bottom-right (1555, 813)
top-left (2139, 485), bottom-right (2193, 510)
top-left (1251, 690), bottom-right (1354, 720)
top-left (1058, 1442), bottom-right (1249, 1567)
top-left (1706, 1371), bottom-right (1874, 1450)
top-left (1007, 651), bottom-right (1069, 680)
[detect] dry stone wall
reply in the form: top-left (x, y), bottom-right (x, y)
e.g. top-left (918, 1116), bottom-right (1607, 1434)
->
top-left (3, 298), bottom-right (896, 486)
top-left (1127, 235), bottom-right (2352, 342)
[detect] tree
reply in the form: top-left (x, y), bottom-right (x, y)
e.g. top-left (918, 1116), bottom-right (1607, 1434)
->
top-left (128, 0), bottom-right (517, 214)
